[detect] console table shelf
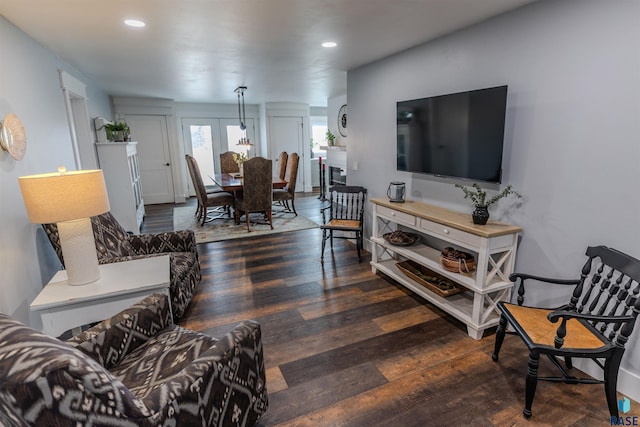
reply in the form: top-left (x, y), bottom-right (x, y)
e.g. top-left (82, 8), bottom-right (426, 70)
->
top-left (370, 198), bottom-right (522, 339)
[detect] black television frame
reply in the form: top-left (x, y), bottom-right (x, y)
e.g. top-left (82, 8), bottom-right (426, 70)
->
top-left (396, 85), bottom-right (508, 184)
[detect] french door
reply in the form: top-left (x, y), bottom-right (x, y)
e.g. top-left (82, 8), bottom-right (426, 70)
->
top-left (181, 118), bottom-right (256, 195)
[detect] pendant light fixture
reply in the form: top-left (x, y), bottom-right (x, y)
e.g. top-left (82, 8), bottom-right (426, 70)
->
top-left (234, 86), bottom-right (253, 147)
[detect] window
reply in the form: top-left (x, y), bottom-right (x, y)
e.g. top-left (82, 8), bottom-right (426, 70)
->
top-left (310, 116), bottom-right (328, 156)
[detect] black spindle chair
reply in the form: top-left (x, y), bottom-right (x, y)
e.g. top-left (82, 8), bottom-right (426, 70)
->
top-left (320, 186), bottom-right (367, 262)
top-left (492, 245), bottom-right (640, 419)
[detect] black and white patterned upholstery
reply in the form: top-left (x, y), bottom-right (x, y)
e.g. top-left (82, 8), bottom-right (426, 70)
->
top-left (0, 294), bottom-right (269, 426)
top-left (42, 211), bottom-right (201, 321)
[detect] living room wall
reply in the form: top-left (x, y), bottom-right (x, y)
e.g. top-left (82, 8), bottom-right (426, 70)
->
top-left (0, 16), bottom-right (111, 326)
top-left (346, 0), bottom-right (640, 398)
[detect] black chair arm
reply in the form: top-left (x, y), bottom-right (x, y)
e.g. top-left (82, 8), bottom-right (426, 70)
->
top-left (320, 201), bottom-right (332, 224)
top-left (510, 273), bottom-right (581, 306)
top-left (509, 272), bottom-right (581, 285)
top-left (547, 310), bottom-right (635, 325)
top-left (546, 309), bottom-right (635, 349)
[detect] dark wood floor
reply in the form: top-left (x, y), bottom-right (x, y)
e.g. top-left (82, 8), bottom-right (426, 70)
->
top-left (142, 194), bottom-right (632, 426)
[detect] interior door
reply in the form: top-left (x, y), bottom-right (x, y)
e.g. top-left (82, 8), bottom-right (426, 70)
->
top-left (182, 119), bottom-right (222, 196)
top-left (126, 114), bottom-right (175, 204)
top-left (269, 116), bottom-right (304, 191)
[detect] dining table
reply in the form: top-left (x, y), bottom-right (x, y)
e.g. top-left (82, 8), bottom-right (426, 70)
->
top-left (211, 173), bottom-right (287, 191)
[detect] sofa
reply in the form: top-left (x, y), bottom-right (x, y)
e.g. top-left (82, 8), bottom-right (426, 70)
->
top-left (42, 211), bottom-right (201, 321)
top-left (0, 293), bottom-right (269, 426)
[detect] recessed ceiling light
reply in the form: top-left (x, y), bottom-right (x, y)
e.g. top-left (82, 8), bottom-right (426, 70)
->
top-left (322, 41), bottom-right (337, 48)
top-left (124, 19), bottom-right (146, 28)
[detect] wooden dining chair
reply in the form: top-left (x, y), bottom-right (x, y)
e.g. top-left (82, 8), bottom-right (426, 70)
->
top-left (220, 151), bottom-right (240, 174)
top-left (273, 152), bottom-right (299, 215)
top-left (492, 245), bottom-right (640, 419)
top-left (185, 154), bottom-right (234, 225)
top-left (234, 157), bottom-right (273, 232)
top-left (320, 186), bottom-right (367, 262)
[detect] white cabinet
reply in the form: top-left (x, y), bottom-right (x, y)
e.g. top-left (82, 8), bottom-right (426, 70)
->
top-left (96, 142), bottom-right (144, 234)
top-left (370, 198), bottom-right (522, 339)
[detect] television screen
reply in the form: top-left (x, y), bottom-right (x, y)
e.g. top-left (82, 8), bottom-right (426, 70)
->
top-left (397, 85), bottom-right (508, 184)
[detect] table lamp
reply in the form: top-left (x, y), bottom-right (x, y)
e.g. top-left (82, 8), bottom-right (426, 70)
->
top-left (19, 167), bottom-right (110, 285)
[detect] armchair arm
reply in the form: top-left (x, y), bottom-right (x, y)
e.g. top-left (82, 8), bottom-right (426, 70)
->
top-left (546, 309), bottom-right (635, 349)
top-left (66, 293), bottom-right (172, 369)
top-left (129, 230), bottom-right (198, 256)
top-left (320, 201), bottom-right (332, 224)
top-left (144, 320), bottom-right (269, 425)
top-left (510, 273), bottom-right (581, 306)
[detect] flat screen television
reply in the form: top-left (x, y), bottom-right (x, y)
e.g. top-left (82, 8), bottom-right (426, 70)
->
top-left (396, 85), bottom-right (508, 184)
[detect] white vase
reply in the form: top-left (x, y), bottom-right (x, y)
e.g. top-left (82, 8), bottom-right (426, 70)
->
top-left (239, 163), bottom-right (244, 177)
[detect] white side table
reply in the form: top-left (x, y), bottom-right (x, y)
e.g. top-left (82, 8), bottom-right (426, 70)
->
top-left (31, 256), bottom-right (171, 337)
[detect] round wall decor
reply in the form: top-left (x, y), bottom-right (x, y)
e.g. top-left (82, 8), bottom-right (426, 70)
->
top-left (338, 104), bottom-right (347, 137)
top-left (0, 113), bottom-right (27, 161)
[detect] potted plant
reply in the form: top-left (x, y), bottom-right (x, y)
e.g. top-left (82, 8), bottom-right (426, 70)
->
top-left (326, 129), bottom-right (336, 146)
top-left (455, 183), bottom-right (521, 225)
top-left (100, 120), bottom-right (130, 142)
top-left (232, 152), bottom-right (249, 175)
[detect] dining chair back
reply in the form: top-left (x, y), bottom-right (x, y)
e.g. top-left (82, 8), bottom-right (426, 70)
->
top-left (186, 154), bottom-right (233, 225)
top-left (234, 157), bottom-right (273, 231)
top-left (277, 151), bottom-right (288, 180)
top-left (220, 151), bottom-right (239, 174)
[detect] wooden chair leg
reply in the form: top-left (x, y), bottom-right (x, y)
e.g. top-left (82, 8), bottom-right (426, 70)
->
top-left (291, 198), bottom-right (297, 216)
top-left (356, 231), bottom-right (362, 262)
top-left (604, 353), bottom-right (623, 418)
top-left (321, 229), bottom-right (327, 261)
top-left (267, 210), bottom-right (273, 229)
top-left (524, 352), bottom-right (540, 419)
top-left (492, 315), bottom-right (508, 361)
top-left (200, 207), bottom-right (207, 226)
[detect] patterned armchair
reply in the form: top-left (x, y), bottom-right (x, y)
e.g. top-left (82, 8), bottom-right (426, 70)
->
top-left (0, 293), bottom-right (268, 426)
top-left (42, 211), bottom-right (200, 321)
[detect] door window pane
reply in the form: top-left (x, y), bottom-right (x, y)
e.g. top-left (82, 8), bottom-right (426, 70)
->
top-left (190, 125), bottom-right (216, 178)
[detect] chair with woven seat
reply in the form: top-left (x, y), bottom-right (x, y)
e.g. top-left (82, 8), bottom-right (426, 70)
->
top-left (492, 245), bottom-right (640, 420)
top-left (0, 293), bottom-right (268, 426)
top-left (320, 185), bottom-right (367, 262)
top-left (234, 157), bottom-right (273, 232)
top-left (220, 151), bottom-right (240, 174)
top-left (273, 152), bottom-right (299, 215)
top-left (185, 154), bottom-right (234, 225)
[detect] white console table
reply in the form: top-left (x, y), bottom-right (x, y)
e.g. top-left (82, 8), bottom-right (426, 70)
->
top-left (370, 198), bottom-right (522, 339)
top-left (31, 256), bottom-right (171, 337)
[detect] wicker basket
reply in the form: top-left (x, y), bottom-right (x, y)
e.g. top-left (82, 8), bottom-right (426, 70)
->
top-left (396, 260), bottom-right (466, 297)
top-left (440, 251), bottom-right (475, 274)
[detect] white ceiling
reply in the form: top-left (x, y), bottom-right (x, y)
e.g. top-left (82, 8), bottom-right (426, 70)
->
top-left (0, 0), bottom-right (536, 106)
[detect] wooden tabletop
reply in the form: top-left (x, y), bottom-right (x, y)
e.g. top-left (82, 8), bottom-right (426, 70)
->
top-left (212, 173), bottom-right (287, 191)
top-left (371, 197), bottom-right (522, 238)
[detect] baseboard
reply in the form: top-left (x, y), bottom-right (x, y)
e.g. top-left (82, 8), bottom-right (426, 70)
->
top-left (574, 359), bottom-right (640, 403)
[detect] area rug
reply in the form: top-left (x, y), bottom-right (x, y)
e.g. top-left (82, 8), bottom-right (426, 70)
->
top-left (173, 206), bottom-right (319, 244)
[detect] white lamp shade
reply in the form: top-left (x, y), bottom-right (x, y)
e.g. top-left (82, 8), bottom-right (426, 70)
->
top-left (18, 169), bottom-right (110, 224)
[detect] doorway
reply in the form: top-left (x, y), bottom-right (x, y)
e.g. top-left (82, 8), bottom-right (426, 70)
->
top-left (125, 115), bottom-right (175, 204)
top-left (182, 118), bottom-right (256, 196)
top-left (269, 116), bottom-right (304, 192)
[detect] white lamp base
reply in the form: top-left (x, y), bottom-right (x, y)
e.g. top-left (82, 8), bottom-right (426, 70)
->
top-left (57, 218), bottom-right (100, 285)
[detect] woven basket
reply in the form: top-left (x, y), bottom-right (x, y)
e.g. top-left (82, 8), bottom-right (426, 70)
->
top-left (440, 252), bottom-right (475, 273)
